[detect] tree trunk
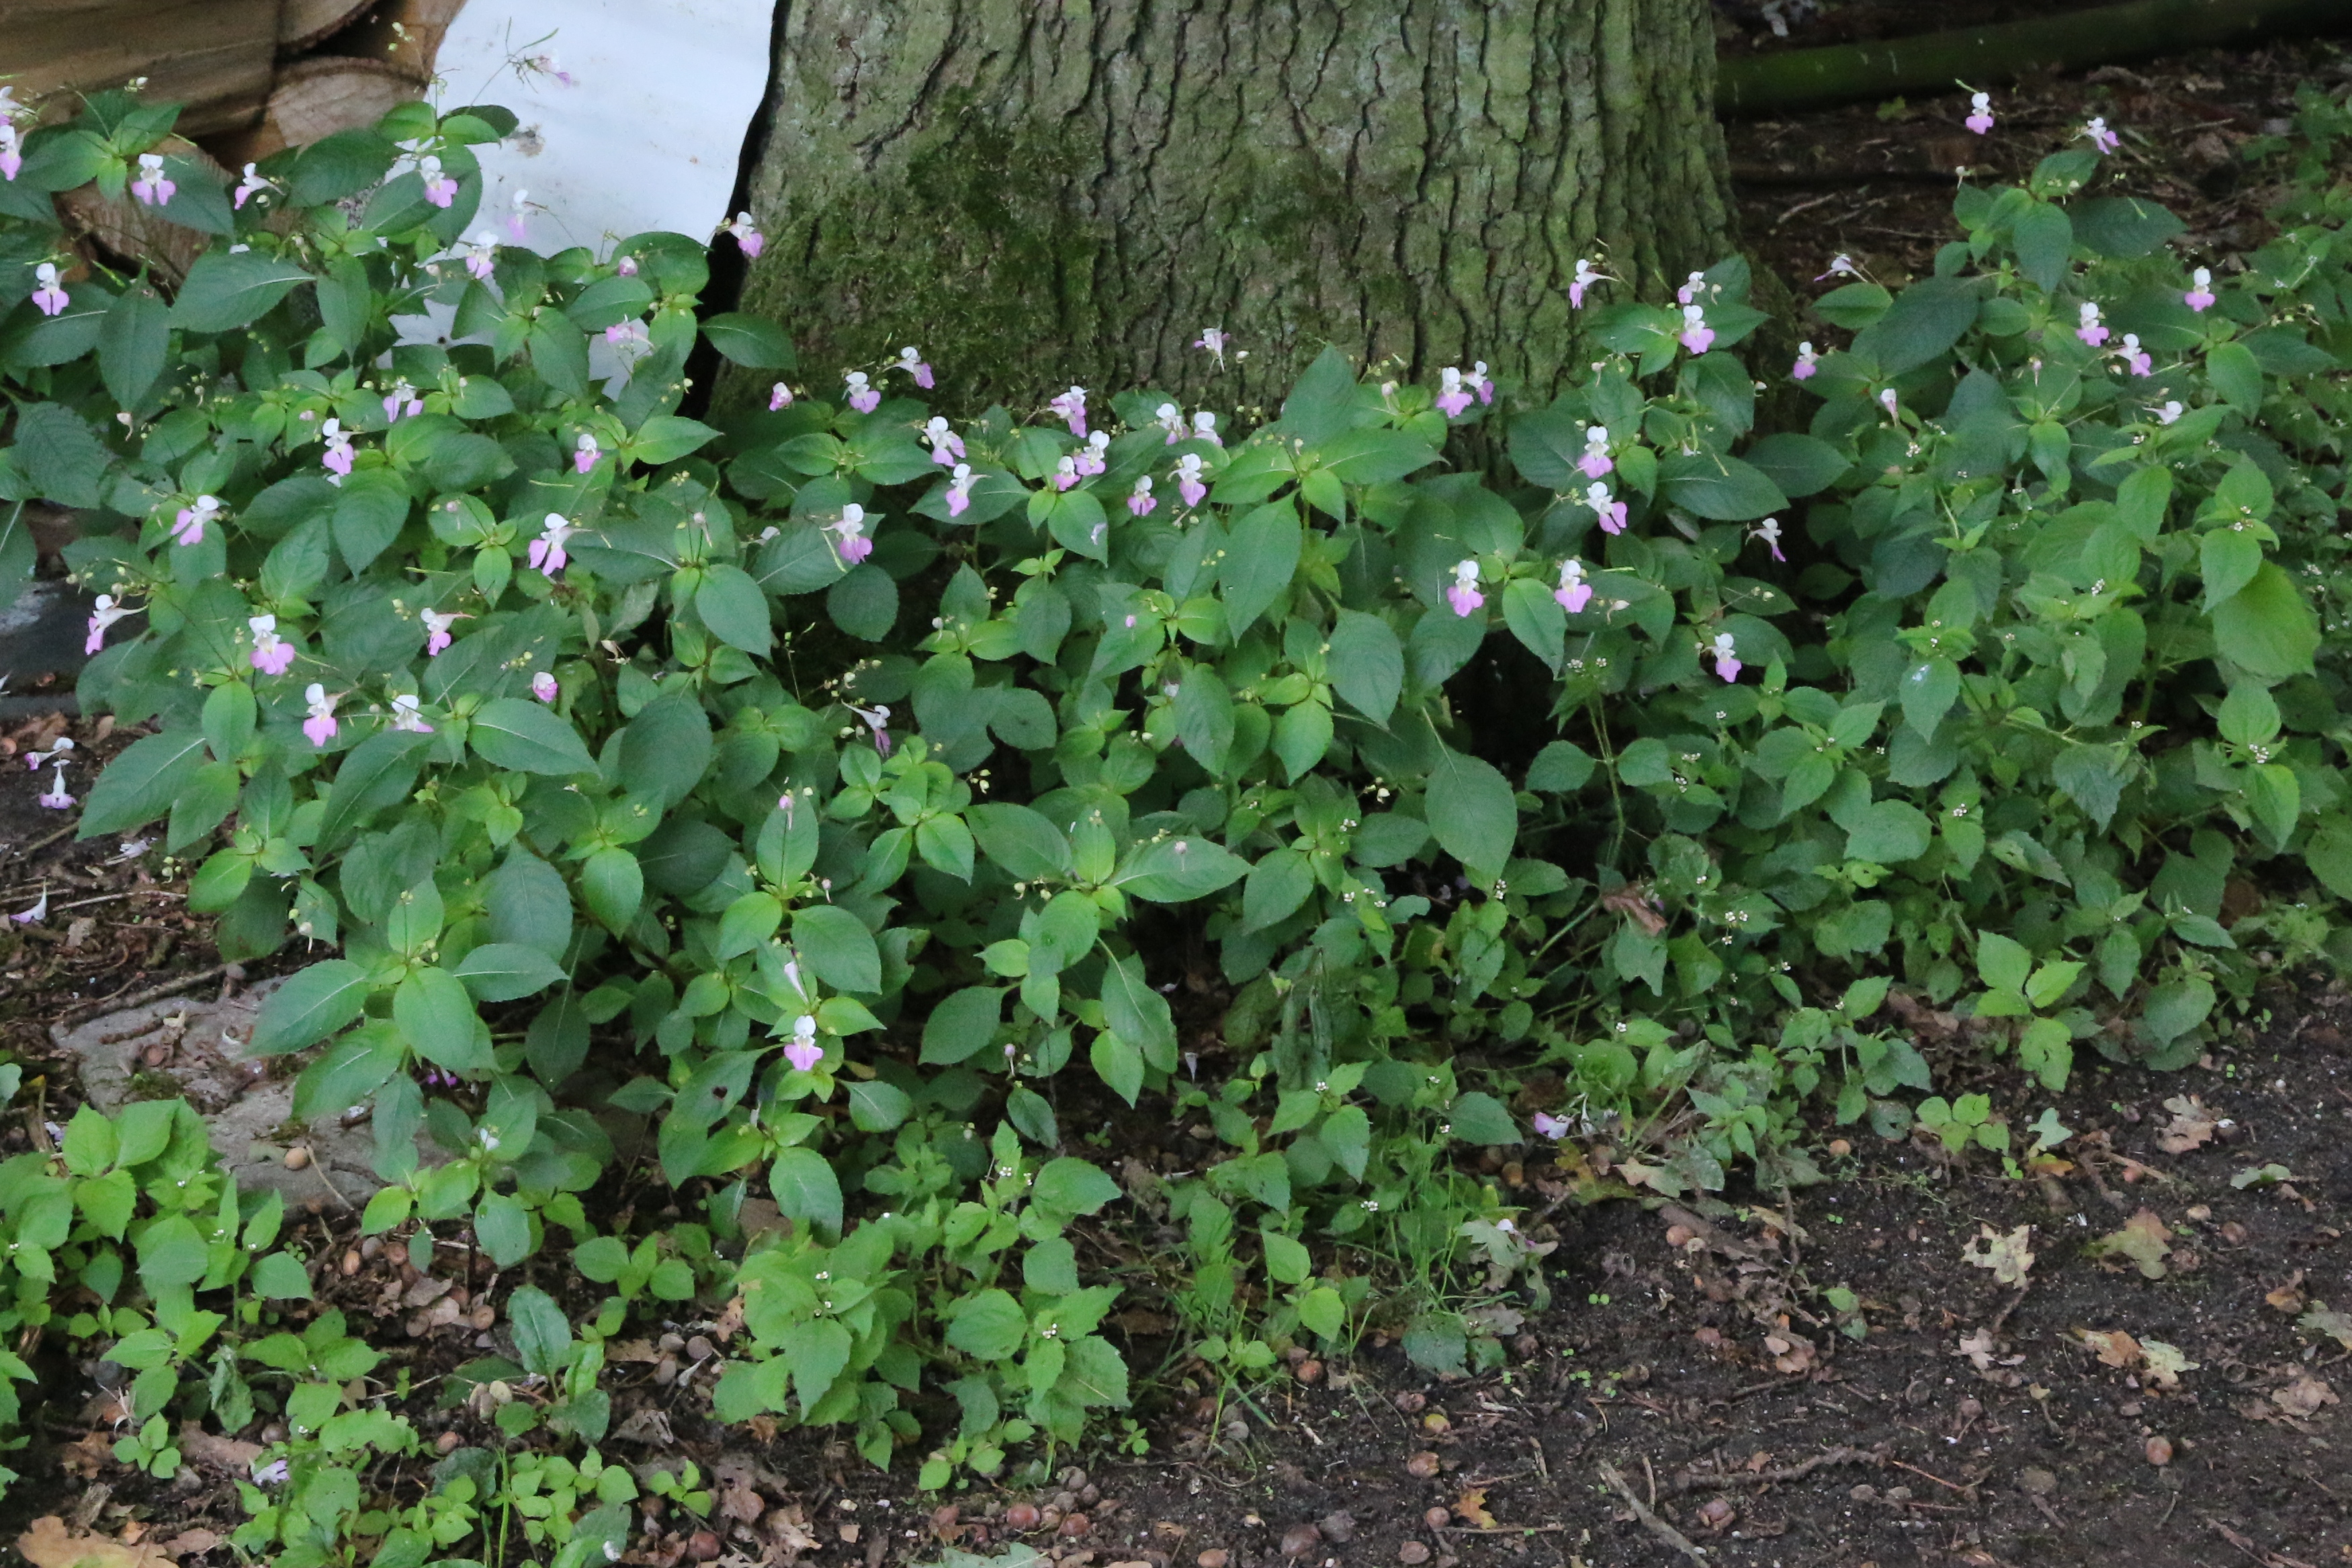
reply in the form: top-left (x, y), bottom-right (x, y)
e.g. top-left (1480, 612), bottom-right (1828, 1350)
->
top-left (734, 0), bottom-right (1733, 413)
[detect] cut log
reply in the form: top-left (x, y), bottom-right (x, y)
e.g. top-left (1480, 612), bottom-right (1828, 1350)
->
top-left (0, 0), bottom-right (279, 136)
top-left (56, 136), bottom-right (227, 283)
top-left (209, 56), bottom-right (429, 166)
top-left (333, 0), bottom-right (472, 82)
top-left (279, 0), bottom-right (380, 53)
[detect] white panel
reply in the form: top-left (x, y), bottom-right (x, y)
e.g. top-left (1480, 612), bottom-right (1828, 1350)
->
top-left (432, 0), bottom-right (771, 255)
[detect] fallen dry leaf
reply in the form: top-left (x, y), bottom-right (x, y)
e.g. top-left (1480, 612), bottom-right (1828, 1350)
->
top-left (2154, 1095), bottom-right (2217, 1154)
top-left (2273, 1375), bottom-right (2339, 1418)
top-left (2264, 1271), bottom-right (2307, 1314)
top-left (1451, 1489), bottom-right (1495, 1530)
top-left (19, 1518), bottom-right (179, 1568)
top-left (176, 1423), bottom-right (261, 1473)
top-left (2298, 1302), bottom-right (2352, 1353)
top-left (2081, 1328), bottom-right (2142, 1370)
top-left (1958, 1327), bottom-right (1997, 1371)
top-left (2087, 1208), bottom-right (2174, 1279)
top-left (2140, 1341), bottom-right (2197, 1389)
top-left (1962, 1223), bottom-right (2035, 1287)
top-left (1763, 1330), bottom-right (1815, 1375)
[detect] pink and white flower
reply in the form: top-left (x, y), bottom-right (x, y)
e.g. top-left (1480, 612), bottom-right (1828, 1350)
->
top-left (1964, 91), bottom-right (1995, 136)
top-left (1569, 256), bottom-right (1612, 308)
top-left (574, 433), bottom-right (601, 474)
top-left (383, 379), bottom-right (423, 422)
top-left (30, 262), bottom-right (67, 317)
top-left (1436, 367), bottom-right (1473, 419)
top-left (1878, 387), bottom-right (1900, 419)
top-left (1532, 1111), bottom-right (1571, 1140)
top-left (848, 702), bottom-right (892, 758)
top-left (1815, 253), bottom-right (1863, 282)
top-left (1752, 516), bottom-right (1786, 563)
top-left (1051, 455), bottom-right (1080, 492)
top-left (0, 122), bottom-right (20, 183)
top-left (529, 513), bottom-right (577, 577)
top-left (2116, 333), bottom-right (2152, 376)
top-left (1676, 271), bottom-right (1708, 306)
top-left (615, 255), bottom-right (638, 276)
top-left (1578, 425), bottom-right (1613, 479)
top-left (784, 1014), bottom-right (824, 1073)
top-left (249, 614), bottom-right (294, 675)
top-left (233, 163), bottom-right (275, 210)
top-left (1191, 410), bottom-right (1222, 446)
top-left (843, 372), bottom-right (879, 414)
top-left (1679, 304), bottom-right (1715, 355)
top-left (1194, 326), bottom-right (1228, 367)
top-left (2185, 266), bottom-right (2216, 312)
top-left (1446, 559), bottom-right (1484, 617)
top-left (1708, 631), bottom-right (1742, 683)
top-left (2152, 400), bottom-right (2184, 425)
top-left (130, 153), bottom-right (175, 207)
top-left (321, 419), bottom-right (354, 480)
top-left (1174, 453), bottom-right (1208, 509)
top-left (2080, 116), bottom-right (2120, 154)
top-left (9, 889), bottom-right (46, 925)
top-left (896, 346), bottom-right (934, 388)
top-left (829, 503), bottom-right (874, 565)
top-left (1553, 558), bottom-right (1593, 615)
top-left (24, 736), bottom-right (72, 771)
top-left (390, 693), bottom-right (434, 734)
top-left (302, 683), bottom-right (339, 747)
top-left (421, 607), bottom-right (466, 656)
top-left (173, 494), bottom-right (220, 548)
top-left (1049, 386), bottom-right (1088, 437)
top-left (85, 594), bottom-right (134, 656)
top-left (1585, 481), bottom-right (1628, 534)
top-left (36, 764), bottom-right (73, 810)
top-left (507, 189), bottom-right (532, 244)
top-left (2076, 301), bottom-right (2109, 347)
top-left (769, 381), bottom-right (795, 411)
top-left (1155, 402), bottom-right (1188, 443)
top-left (924, 416), bottom-right (965, 465)
top-left (461, 232), bottom-right (498, 279)
top-left (531, 670), bottom-right (559, 703)
top-left (720, 210), bottom-right (764, 258)
top-left (1128, 476), bottom-right (1157, 517)
top-left (1074, 430), bottom-right (1110, 479)
top-left (1793, 341), bottom-right (1820, 381)
top-left (419, 155), bottom-right (458, 208)
top-left (945, 463), bottom-right (975, 518)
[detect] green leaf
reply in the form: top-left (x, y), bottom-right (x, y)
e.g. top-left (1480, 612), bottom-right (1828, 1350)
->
top-left (1975, 931), bottom-right (2032, 995)
top-left (2206, 341), bottom-right (2265, 414)
top-left (1850, 275), bottom-right (1978, 376)
top-left (1219, 502), bottom-right (1303, 637)
top-left (471, 697), bottom-right (597, 775)
top-left (1899, 657), bottom-right (1959, 738)
top-left (251, 1252), bottom-right (314, 1300)
top-left (2306, 818), bottom-right (2352, 901)
top-left (507, 1285), bottom-right (573, 1377)
top-left (1526, 740), bottom-right (1596, 792)
top-left (474, 1194), bottom-right (533, 1268)
top-left (844, 1079), bottom-right (912, 1132)
top-left (1425, 748), bottom-right (1517, 875)
top-left (170, 250), bottom-right (316, 332)
top-left (701, 312), bottom-right (795, 369)
top-left (80, 729), bottom-right (207, 836)
top-left (967, 803), bottom-right (1072, 880)
top-left (136, 1216), bottom-right (209, 1289)
top-left (1499, 578), bottom-right (1564, 670)
top-left (2072, 195), bottom-right (2185, 259)
top-left (396, 967), bottom-right (484, 1072)
top-left (1659, 451), bottom-right (1787, 521)
top-left (1741, 433), bottom-right (1851, 498)
top-left (1446, 1091), bottom-right (1522, 1145)
top-left (98, 286), bottom-right (169, 408)
top-left (1328, 609), bottom-right (1403, 724)
top-left (2199, 528), bottom-right (2264, 611)
top-left (696, 562), bottom-right (773, 653)
top-left (2210, 564), bottom-right (2318, 680)
top-left (793, 905), bottom-right (881, 994)
top-left (629, 415), bottom-right (719, 466)
top-left (1090, 1032), bottom-right (1143, 1104)
top-left (919, 986), bottom-right (1006, 1065)
top-left (1114, 834), bottom-right (1248, 903)
top-left (619, 693), bottom-right (713, 809)
top-left (768, 1147), bottom-right (843, 1238)
top-left (785, 1317), bottom-right (851, 1415)
top-left (1033, 1156), bottom-right (1121, 1216)
top-left (11, 403), bottom-right (110, 509)
top-left (451, 943), bottom-right (566, 1003)
top-left (1099, 951), bottom-right (1176, 1071)
top-left (945, 1289), bottom-right (1029, 1361)
top-left (1242, 848), bottom-right (1314, 933)
top-left (2011, 201), bottom-right (2074, 292)
top-left (580, 847), bottom-right (643, 932)
top-left (250, 960), bottom-right (372, 1055)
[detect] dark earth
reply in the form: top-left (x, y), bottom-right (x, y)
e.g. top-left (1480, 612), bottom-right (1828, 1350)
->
top-left (4, 15), bottom-right (2352, 1568)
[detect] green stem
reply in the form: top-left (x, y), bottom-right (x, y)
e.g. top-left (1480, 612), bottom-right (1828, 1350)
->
top-left (1718, 0), bottom-right (2345, 116)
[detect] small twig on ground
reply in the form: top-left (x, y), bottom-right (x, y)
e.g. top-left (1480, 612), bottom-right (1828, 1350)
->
top-left (53, 963), bottom-right (230, 1029)
top-left (1670, 1446), bottom-right (1874, 1494)
top-left (1988, 1283), bottom-right (2031, 1335)
top-left (1715, 1376), bottom-right (1801, 1405)
top-left (5, 823), bottom-right (75, 863)
top-left (1598, 1463), bottom-right (1708, 1567)
top-left (1886, 1457), bottom-right (1976, 1497)
top-left (1436, 1525), bottom-right (1572, 1536)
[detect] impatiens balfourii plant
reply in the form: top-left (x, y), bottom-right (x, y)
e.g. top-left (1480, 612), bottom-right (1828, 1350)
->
top-left (5, 76), bottom-right (2352, 1506)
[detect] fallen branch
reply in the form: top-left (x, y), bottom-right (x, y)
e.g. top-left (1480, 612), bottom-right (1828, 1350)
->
top-left (1670, 1446), bottom-right (1876, 1494)
top-left (53, 963), bottom-right (229, 1029)
top-left (1598, 1463), bottom-right (1708, 1567)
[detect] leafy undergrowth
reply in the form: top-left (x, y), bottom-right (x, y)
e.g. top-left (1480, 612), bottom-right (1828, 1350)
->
top-left (1, 51), bottom-right (2351, 1568)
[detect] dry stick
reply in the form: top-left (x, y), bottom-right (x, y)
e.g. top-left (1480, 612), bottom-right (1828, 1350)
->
top-left (1669, 1446), bottom-right (1875, 1495)
top-left (5, 823), bottom-right (75, 863)
top-left (1886, 1457), bottom-right (1976, 1497)
top-left (1436, 1526), bottom-right (1573, 1536)
top-left (54, 963), bottom-right (229, 1029)
top-left (1598, 1463), bottom-right (1708, 1567)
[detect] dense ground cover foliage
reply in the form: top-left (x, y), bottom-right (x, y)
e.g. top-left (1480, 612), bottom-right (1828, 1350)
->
top-left (1, 73), bottom-right (2350, 1561)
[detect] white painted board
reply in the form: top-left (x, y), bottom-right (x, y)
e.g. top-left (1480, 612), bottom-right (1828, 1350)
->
top-left (429, 0), bottom-right (771, 256)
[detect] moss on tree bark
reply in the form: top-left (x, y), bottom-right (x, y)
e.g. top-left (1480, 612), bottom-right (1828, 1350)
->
top-left (734, 0), bottom-right (1732, 412)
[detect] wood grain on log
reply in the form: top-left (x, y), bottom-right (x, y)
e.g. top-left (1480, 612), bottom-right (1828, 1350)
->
top-left (279, 0), bottom-right (379, 53)
top-left (0, 0), bottom-right (280, 136)
top-left (333, 0), bottom-right (471, 83)
top-left (210, 55), bottom-right (427, 165)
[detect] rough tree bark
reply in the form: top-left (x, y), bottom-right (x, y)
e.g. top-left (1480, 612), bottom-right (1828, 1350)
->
top-left (734, 0), bottom-right (1733, 412)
